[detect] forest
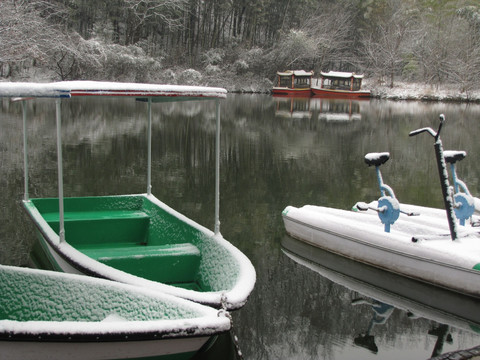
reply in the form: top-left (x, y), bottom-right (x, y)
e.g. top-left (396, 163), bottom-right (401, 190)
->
top-left (0, 0), bottom-right (479, 93)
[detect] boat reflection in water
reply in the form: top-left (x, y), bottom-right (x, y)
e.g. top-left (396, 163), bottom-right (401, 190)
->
top-left (273, 95), bottom-right (365, 122)
top-left (310, 97), bottom-right (363, 122)
top-left (273, 95), bottom-right (312, 119)
top-left (281, 235), bottom-right (480, 358)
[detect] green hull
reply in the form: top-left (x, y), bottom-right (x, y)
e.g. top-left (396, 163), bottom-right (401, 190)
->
top-left (24, 194), bottom-right (252, 309)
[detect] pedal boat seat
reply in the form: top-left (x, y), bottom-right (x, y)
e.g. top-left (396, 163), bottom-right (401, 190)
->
top-left (364, 152), bottom-right (390, 167)
top-left (444, 150), bottom-right (466, 164)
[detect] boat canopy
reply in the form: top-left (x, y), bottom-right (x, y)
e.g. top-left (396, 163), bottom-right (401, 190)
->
top-left (275, 70), bottom-right (314, 91)
top-left (320, 71), bottom-right (364, 79)
top-left (0, 81), bottom-right (227, 101)
top-left (277, 70), bottom-right (314, 77)
top-left (317, 71), bottom-right (365, 92)
top-left (2, 81), bottom-right (226, 242)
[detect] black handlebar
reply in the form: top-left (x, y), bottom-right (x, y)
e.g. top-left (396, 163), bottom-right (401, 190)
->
top-left (408, 114), bottom-right (445, 141)
top-left (408, 113), bottom-right (457, 241)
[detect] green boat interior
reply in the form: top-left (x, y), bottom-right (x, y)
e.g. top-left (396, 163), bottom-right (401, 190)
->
top-left (0, 265), bottom-right (203, 322)
top-left (27, 195), bottom-right (205, 291)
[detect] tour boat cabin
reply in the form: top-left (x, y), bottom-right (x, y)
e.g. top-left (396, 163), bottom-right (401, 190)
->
top-left (272, 70), bottom-right (314, 97)
top-left (311, 71), bottom-right (370, 98)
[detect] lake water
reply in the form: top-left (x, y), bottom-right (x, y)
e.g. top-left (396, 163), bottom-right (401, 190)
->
top-left (2, 94), bottom-right (480, 359)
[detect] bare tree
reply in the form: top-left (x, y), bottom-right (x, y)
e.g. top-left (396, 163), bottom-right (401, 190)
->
top-left (361, 0), bottom-right (420, 87)
top-left (123, 0), bottom-right (187, 45)
top-left (451, 6), bottom-right (480, 94)
top-left (301, 3), bottom-right (356, 72)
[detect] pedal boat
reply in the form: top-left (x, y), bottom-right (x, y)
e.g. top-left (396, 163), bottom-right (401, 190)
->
top-left (283, 116), bottom-right (480, 298)
top-left (0, 81), bottom-right (256, 310)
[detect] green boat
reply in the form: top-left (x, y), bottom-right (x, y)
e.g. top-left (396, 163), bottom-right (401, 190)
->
top-left (0, 81), bottom-right (256, 310)
top-left (0, 264), bottom-right (230, 360)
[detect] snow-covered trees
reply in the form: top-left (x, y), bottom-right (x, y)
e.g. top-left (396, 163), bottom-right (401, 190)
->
top-left (361, 0), bottom-right (421, 87)
top-left (0, 1), bottom-right (61, 77)
top-left (1, 0), bottom-right (479, 92)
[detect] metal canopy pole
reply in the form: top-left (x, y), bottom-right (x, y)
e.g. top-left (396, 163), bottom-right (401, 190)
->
top-left (56, 98), bottom-right (65, 242)
top-left (22, 100), bottom-right (29, 201)
top-left (214, 99), bottom-right (221, 235)
top-left (147, 98), bottom-right (152, 195)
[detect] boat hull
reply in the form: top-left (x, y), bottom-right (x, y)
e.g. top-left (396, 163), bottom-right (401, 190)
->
top-left (311, 87), bottom-right (371, 99)
top-left (1, 337), bottom-right (208, 360)
top-left (282, 204), bottom-right (480, 298)
top-left (272, 87), bottom-right (311, 97)
top-left (23, 194), bottom-right (256, 310)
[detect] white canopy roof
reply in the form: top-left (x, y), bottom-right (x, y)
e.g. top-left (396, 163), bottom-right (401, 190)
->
top-left (320, 71), bottom-right (364, 79)
top-left (277, 70), bottom-right (314, 77)
top-left (0, 81), bottom-right (227, 100)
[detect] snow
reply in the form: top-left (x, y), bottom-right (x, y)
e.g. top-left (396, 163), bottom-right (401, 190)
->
top-left (320, 71), bottom-right (363, 78)
top-left (292, 70), bottom-right (313, 76)
top-left (367, 81), bottom-right (480, 102)
top-left (444, 150), bottom-right (467, 159)
top-left (0, 81), bottom-right (227, 99)
top-left (276, 70), bottom-right (313, 77)
top-left (27, 193), bottom-right (256, 311)
top-left (143, 194), bottom-right (256, 309)
top-left (364, 152), bottom-right (390, 162)
top-left (0, 264), bottom-right (230, 337)
top-left (283, 201), bottom-right (480, 297)
top-left (14, 82), bottom-right (255, 311)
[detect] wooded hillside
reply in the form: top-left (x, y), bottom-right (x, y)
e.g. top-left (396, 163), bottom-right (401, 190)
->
top-left (1, 0), bottom-right (479, 92)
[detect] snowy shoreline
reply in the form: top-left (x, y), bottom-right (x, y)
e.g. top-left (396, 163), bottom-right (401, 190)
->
top-left (224, 77), bottom-right (480, 103)
top-left (367, 81), bottom-right (480, 103)
top-left (216, 73), bottom-right (480, 103)
top-left (3, 74), bottom-right (480, 103)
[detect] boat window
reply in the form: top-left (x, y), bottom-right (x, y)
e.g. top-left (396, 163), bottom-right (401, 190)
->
top-left (294, 77), bottom-right (311, 88)
top-left (352, 78), bottom-right (362, 91)
top-left (279, 76), bottom-right (291, 87)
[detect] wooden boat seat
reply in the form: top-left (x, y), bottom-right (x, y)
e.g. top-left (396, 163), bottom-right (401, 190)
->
top-left (44, 210), bottom-right (150, 246)
top-left (364, 152), bottom-right (390, 167)
top-left (80, 243), bottom-right (201, 285)
top-left (444, 150), bottom-right (466, 164)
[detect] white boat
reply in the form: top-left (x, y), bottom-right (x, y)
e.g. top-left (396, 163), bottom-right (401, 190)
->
top-left (282, 116), bottom-right (480, 298)
top-left (0, 264), bottom-right (230, 360)
top-left (0, 81), bottom-right (256, 310)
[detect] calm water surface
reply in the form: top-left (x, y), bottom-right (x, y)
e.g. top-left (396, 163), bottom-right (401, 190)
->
top-left (2, 94), bottom-right (480, 359)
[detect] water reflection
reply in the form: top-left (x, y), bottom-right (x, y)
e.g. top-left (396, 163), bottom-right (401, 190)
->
top-left (2, 94), bottom-right (480, 359)
top-left (352, 299), bottom-right (394, 354)
top-left (281, 235), bottom-right (480, 358)
top-left (273, 96), bottom-right (364, 122)
top-left (310, 98), bottom-right (363, 122)
top-left (273, 96), bottom-right (312, 119)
